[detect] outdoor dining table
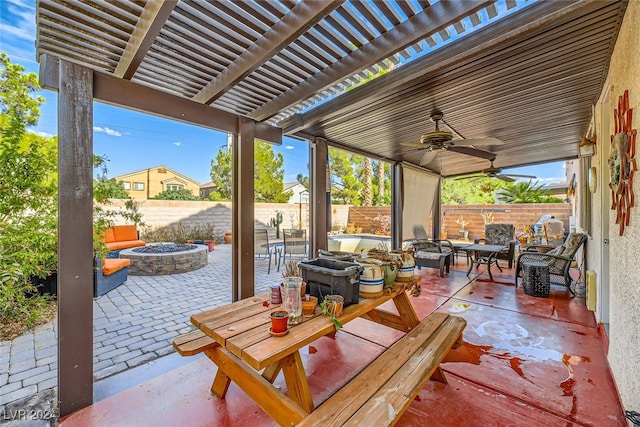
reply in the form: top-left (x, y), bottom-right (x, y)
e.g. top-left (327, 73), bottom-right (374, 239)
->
top-left (464, 243), bottom-right (507, 280)
top-left (189, 282), bottom-right (420, 426)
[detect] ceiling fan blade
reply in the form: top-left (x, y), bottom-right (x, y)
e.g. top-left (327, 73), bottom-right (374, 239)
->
top-left (503, 173), bottom-right (537, 179)
top-left (400, 141), bottom-right (427, 147)
top-left (420, 150), bottom-right (438, 165)
top-left (448, 146), bottom-right (496, 160)
top-left (497, 175), bottom-right (516, 182)
top-left (455, 175), bottom-right (483, 181)
top-left (455, 137), bottom-right (504, 146)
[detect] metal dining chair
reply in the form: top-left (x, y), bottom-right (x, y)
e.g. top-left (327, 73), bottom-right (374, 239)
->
top-left (254, 228), bottom-right (276, 274)
top-left (278, 229), bottom-right (307, 271)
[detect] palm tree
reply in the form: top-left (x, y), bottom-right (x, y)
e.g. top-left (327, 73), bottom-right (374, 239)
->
top-left (497, 180), bottom-right (561, 203)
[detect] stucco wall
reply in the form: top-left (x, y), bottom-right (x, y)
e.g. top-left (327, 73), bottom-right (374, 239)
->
top-left (601, 0), bottom-right (640, 412)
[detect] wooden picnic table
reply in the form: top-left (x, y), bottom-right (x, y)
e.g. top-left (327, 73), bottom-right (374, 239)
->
top-left (189, 283), bottom-right (420, 426)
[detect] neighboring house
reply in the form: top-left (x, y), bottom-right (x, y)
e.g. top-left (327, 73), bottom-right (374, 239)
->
top-left (114, 165), bottom-right (201, 200)
top-left (199, 181), bottom-right (217, 199)
top-left (284, 182), bottom-right (308, 204)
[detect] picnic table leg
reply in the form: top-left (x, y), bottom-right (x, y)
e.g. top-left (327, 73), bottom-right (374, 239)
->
top-left (206, 346), bottom-right (307, 425)
top-left (280, 351), bottom-right (315, 413)
top-left (430, 366), bottom-right (448, 384)
top-left (206, 349), bottom-right (231, 397)
top-left (392, 290), bottom-right (420, 330)
top-left (262, 362), bottom-right (281, 383)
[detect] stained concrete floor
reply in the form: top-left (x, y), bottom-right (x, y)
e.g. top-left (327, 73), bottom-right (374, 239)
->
top-left (59, 260), bottom-right (626, 426)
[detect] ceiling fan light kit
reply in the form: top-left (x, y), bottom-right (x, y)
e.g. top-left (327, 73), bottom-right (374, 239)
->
top-left (400, 109), bottom-right (503, 166)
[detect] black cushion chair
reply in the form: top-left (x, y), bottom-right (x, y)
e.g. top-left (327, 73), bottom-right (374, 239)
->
top-left (475, 223), bottom-right (517, 269)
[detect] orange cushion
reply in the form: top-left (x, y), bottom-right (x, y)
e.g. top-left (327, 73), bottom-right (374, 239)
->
top-left (113, 225), bottom-right (138, 241)
top-left (102, 258), bottom-right (131, 276)
top-left (102, 227), bottom-right (116, 243)
top-left (106, 240), bottom-right (146, 251)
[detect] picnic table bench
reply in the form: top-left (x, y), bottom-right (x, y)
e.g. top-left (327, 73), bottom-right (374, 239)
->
top-left (173, 285), bottom-right (466, 426)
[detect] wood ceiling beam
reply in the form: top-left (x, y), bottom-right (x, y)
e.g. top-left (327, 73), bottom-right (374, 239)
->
top-left (193, 0), bottom-right (342, 105)
top-left (114, 0), bottom-right (177, 80)
top-left (250, 0), bottom-right (495, 122)
top-left (280, 0), bottom-right (597, 136)
top-left (40, 54), bottom-right (281, 144)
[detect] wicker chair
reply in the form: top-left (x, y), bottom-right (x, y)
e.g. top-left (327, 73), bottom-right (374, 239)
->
top-left (475, 223), bottom-right (518, 269)
top-left (411, 224), bottom-right (454, 265)
top-left (515, 232), bottom-right (587, 295)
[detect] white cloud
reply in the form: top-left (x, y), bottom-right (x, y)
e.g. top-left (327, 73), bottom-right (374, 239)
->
top-left (173, 142), bottom-right (182, 147)
top-left (1, 2), bottom-right (36, 43)
top-left (93, 126), bottom-right (123, 137)
top-left (285, 145), bottom-right (295, 150)
top-left (27, 129), bottom-right (54, 138)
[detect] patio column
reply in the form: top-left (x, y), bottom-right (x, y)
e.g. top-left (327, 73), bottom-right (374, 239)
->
top-left (310, 138), bottom-right (329, 255)
top-left (432, 184), bottom-right (442, 240)
top-left (232, 118), bottom-right (255, 301)
top-left (57, 59), bottom-right (94, 415)
top-left (392, 163), bottom-right (403, 249)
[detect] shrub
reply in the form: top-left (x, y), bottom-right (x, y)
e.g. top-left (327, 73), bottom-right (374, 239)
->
top-left (141, 223), bottom-right (222, 243)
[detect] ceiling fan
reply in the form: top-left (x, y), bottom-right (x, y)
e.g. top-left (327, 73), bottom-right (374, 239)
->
top-left (400, 109), bottom-right (503, 165)
top-left (455, 158), bottom-right (537, 182)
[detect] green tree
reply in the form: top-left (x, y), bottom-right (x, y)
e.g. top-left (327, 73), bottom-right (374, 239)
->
top-left (254, 141), bottom-right (291, 202)
top-left (329, 148), bottom-right (362, 204)
top-left (497, 180), bottom-right (564, 204)
top-left (209, 141), bottom-right (292, 202)
top-left (153, 188), bottom-right (199, 200)
top-left (209, 147), bottom-right (232, 200)
top-left (362, 157), bottom-right (372, 206)
top-left (296, 173), bottom-right (309, 191)
top-left (0, 54), bottom-right (57, 338)
top-left (372, 160), bottom-right (391, 205)
top-left (93, 155), bottom-right (128, 200)
top-left (441, 177), bottom-right (506, 205)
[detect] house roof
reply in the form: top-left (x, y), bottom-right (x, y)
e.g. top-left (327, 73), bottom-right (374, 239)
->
top-left (113, 165), bottom-right (202, 185)
top-left (283, 182), bottom-right (304, 191)
top-left (36, 0), bottom-right (627, 177)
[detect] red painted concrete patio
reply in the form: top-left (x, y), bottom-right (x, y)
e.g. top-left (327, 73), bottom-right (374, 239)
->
top-left (60, 260), bottom-right (625, 426)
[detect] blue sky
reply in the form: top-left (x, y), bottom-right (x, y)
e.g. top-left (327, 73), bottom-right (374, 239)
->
top-left (0, 0), bottom-right (566, 185)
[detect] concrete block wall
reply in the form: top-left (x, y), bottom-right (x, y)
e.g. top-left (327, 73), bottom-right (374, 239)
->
top-left (98, 200), bottom-right (570, 243)
top-left (98, 200), bottom-right (351, 241)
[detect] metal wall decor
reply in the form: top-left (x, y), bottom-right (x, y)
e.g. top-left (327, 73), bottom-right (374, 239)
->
top-left (609, 90), bottom-right (637, 235)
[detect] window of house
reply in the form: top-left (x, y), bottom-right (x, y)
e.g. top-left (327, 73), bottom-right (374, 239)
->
top-left (133, 182), bottom-right (144, 191)
top-left (166, 184), bottom-right (184, 191)
top-left (121, 181), bottom-right (131, 190)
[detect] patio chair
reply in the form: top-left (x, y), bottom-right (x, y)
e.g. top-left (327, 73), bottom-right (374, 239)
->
top-left (277, 229), bottom-right (308, 271)
top-left (254, 228), bottom-right (276, 274)
top-left (475, 223), bottom-right (518, 269)
top-left (515, 232), bottom-right (587, 295)
top-left (411, 224), bottom-right (454, 264)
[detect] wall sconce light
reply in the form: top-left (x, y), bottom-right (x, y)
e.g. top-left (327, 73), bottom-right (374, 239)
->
top-left (578, 136), bottom-right (596, 158)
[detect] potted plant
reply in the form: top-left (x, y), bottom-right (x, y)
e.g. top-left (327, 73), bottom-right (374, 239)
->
top-left (270, 310), bottom-right (289, 334)
top-left (301, 295), bottom-right (318, 317)
top-left (320, 295), bottom-right (343, 331)
top-left (456, 215), bottom-right (470, 240)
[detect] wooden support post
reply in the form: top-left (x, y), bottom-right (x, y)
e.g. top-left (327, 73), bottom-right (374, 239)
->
top-left (233, 119), bottom-right (255, 301)
top-left (310, 138), bottom-right (329, 255)
top-left (57, 59), bottom-right (94, 416)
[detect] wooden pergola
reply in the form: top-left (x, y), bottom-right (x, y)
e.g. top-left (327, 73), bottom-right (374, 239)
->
top-left (35, 0), bottom-right (626, 415)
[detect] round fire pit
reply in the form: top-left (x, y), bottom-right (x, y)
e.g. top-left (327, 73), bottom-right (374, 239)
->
top-left (119, 243), bottom-right (208, 275)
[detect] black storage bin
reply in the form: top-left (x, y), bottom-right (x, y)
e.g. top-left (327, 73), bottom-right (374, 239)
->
top-left (298, 258), bottom-right (363, 306)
